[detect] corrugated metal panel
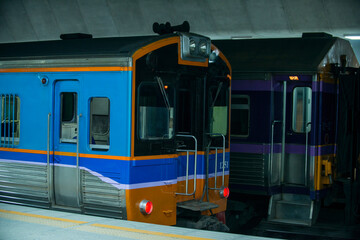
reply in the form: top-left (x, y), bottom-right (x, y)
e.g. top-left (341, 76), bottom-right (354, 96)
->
top-left (0, 161), bottom-right (50, 207)
top-left (230, 152), bottom-right (265, 186)
top-left (81, 170), bottom-right (126, 219)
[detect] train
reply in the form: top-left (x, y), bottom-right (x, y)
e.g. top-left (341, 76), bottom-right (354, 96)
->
top-left (0, 22), bottom-right (231, 229)
top-left (214, 33), bottom-right (360, 228)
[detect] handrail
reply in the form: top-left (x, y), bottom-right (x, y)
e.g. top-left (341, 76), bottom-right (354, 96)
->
top-left (270, 120), bottom-right (282, 180)
top-left (208, 133), bottom-right (226, 189)
top-left (281, 81), bottom-right (287, 182)
top-left (76, 114), bottom-right (82, 206)
top-left (0, 94), bottom-right (2, 147)
top-left (4, 95), bottom-right (7, 146)
top-left (47, 113), bottom-right (52, 202)
top-left (305, 122), bottom-right (311, 186)
top-left (76, 114), bottom-right (80, 169)
top-left (12, 95), bottom-right (15, 147)
top-left (7, 95), bottom-right (10, 146)
top-left (176, 134), bottom-right (198, 196)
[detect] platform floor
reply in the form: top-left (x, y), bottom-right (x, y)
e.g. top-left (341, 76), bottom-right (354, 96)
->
top-left (0, 203), bottom-right (279, 240)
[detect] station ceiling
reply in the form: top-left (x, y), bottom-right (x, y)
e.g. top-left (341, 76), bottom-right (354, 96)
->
top-left (1, 0), bottom-right (360, 57)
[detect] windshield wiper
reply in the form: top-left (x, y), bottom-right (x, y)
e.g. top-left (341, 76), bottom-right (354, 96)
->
top-left (155, 76), bottom-right (171, 111)
top-left (211, 81), bottom-right (223, 108)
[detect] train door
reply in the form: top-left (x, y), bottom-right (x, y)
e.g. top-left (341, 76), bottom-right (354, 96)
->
top-left (269, 75), bottom-right (314, 225)
top-left (282, 77), bottom-right (312, 187)
top-left (53, 80), bottom-right (81, 208)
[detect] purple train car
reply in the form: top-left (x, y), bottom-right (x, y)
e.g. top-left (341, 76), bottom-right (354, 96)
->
top-left (214, 33), bottom-right (360, 227)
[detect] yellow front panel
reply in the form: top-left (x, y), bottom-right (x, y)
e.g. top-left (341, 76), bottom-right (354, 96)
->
top-left (126, 184), bottom-right (177, 225)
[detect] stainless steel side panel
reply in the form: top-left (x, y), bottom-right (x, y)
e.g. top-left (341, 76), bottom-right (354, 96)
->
top-left (54, 165), bottom-right (78, 207)
top-left (284, 153), bottom-right (306, 185)
top-left (0, 160), bottom-right (126, 218)
top-left (270, 152), bottom-right (281, 186)
top-left (81, 169), bottom-right (126, 219)
top-left (0, 161), bottom-right (50, 206)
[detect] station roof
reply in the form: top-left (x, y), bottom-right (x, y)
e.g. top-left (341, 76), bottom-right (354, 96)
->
top-left (213, 34), bottom-right (358, 73)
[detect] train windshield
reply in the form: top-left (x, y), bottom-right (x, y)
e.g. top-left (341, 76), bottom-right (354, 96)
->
top-left (209, 81), bottom-right (229, 135)
top-left (134, 42), bottom-right (230, 155)
top-left (138, 77), bottom-right (174, 140)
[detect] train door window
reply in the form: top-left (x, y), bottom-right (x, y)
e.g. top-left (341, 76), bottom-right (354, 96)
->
top-left (231, 95), bottom-right (249, 137)
top-left (89, 97), bottom-right (110, 150)
top-left (60, 92), bottom-right (77, 143)
top-left (292, 87), bottom-right (312, 133)
top-left (138, 78), bottom-right (174, 140)
top-left (209, 84), bottom-right (229, 135)
top-left (1, 95), bottom-right (20, 146)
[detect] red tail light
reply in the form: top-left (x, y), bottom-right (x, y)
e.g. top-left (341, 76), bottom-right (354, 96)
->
top-left (220, 187), bottom-right (230, 198)
top-left (140, 200), bottom-right (153, 215)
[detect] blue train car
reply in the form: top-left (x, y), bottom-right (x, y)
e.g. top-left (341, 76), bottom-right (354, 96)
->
top-left (214, 33), bottom-right (360, 227)
top-left (0, 24), bottom-right (231, 228)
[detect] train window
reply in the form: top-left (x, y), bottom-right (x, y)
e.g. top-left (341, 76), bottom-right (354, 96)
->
top-left (292, 87), bottom-right (312, 133)
top-left (60, 92), bottom-right (77, 143)
top-left (209, 84), bottom-right (229, 135)
top-left (89, 97), bottom-right (110, 150)
top-left (231, 95), bottom-right (249, 137)
top-left (1, 95), bottom-right (20, 146)
top-left (138, 78), bottom-right (174, 140)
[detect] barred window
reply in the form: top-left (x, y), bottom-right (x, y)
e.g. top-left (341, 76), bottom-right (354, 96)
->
top-left (1, 94), bottom-right (20, 146)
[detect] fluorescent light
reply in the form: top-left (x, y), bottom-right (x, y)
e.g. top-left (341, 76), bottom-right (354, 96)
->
top-left (344, 35), bottom-right (360, 40)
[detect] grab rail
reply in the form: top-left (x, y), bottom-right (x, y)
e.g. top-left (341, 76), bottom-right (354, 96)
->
top-left (12, 95), bottom-right (15, 148)
top-left (281, 81), bottom-right (287, 182)
top-left (0, 94), bottom-right (2, 147)
top-left (305, 122), bottom-right (311, 187)
top-left (4, 95), bottom-right (7, 146)
top-left (176, 134), bottom-right (198, 196)
top-left (208, 133), bottom-right (226, 189)
top-left (47, 113), bottom-right (52, 202)
top-left (76, 114), bottom-right (82, 206)
top-left (6, 95), bottom-right (9, 146)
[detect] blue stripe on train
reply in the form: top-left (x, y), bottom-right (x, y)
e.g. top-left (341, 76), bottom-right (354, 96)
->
top-left (0, 150), bottom-right (229, 186)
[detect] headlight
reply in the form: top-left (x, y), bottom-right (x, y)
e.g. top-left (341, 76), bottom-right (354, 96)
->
top-left (189, 39), bottom-right (196, 54)
top-left (199, 41), bottom-right (207, 56)
top-left (180, 33), bottom-right (210, 63)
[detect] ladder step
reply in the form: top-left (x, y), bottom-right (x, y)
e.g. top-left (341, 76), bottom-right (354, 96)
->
top-left (269, 218), bottom-right (311, 226)
top-left (276, 200), bottom-right (311, 207)
top-left (268, 193), bottom-right (316, 226)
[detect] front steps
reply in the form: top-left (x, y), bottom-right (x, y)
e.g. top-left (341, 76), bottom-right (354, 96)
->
top-left (268, 193), bottom-right (319, 226)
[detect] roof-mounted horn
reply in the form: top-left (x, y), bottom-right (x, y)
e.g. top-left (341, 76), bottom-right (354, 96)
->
top-left (153, 21), bottom-right (190, 35)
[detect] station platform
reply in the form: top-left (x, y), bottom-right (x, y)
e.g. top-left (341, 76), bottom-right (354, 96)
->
top-left (0, 203), bottom-right (279, 240)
